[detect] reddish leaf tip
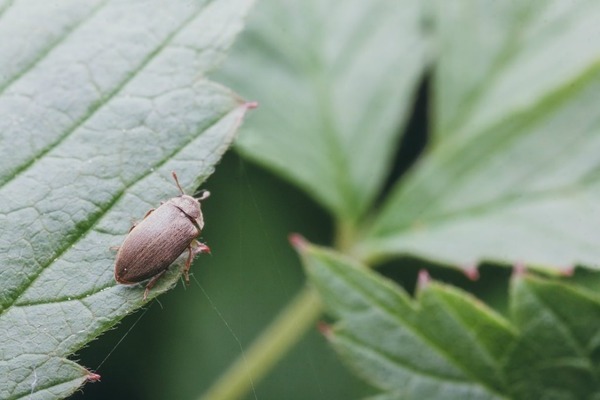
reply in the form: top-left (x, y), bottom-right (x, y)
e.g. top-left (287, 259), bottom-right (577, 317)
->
top-left (86, 372), bottom-right (101, 383)
top-left (245, 101), bottom-right (259, 109)
top-left (417, 269), bottom-right (431, 290)
top-left (463, 264), bottom-right (480, 281)
top-left (289, 233), bottom-right (308, 251)
top-left (512, 262), bottom-right (527, 278)
top-left (317, 321), bottom-right (332, 338)
top-left (559, 265), bottom-right (575, 276)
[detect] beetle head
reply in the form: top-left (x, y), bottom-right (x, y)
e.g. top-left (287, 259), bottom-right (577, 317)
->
top-left (170, 172), bottom-right (209, 229)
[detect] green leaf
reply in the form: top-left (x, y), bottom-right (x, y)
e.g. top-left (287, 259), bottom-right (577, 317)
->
top-left (434, 1), bottom-right (600, 142)
top-left (362, 1), bottom-right (600, 270)
top-left (300, 244), bottom-right (514, 399)
top-left (505, 276), bottom-right (600, 399)
top-left (218, 0), bottom-right (427, 222)
top-left (0, 0), bottom-right (254, 398)
top-left (300, 243), bottom-right (600, 399)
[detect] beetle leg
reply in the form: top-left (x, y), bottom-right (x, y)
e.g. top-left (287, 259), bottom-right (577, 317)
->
top-left (180, 241), bottom-right (210, 285)
top-left (193, 240), bottom-right (211, 255)
top-left (143, 269), bottom-right (167, 300)
top-left (143, 208), bottom-right (155, 218)
top-left (183, 245), bottom-right (194, 284)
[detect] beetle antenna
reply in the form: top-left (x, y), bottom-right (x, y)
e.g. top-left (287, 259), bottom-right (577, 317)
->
top-left (195, 190), bottom-right (210, 201)
top-left (171, 171), bottom-right (185, 195)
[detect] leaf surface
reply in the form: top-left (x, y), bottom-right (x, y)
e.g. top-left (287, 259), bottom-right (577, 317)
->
top-left (300, 242), bottom-right (600, 399)
top-left (505, 276), bottom-right (600, 398)
top-left (0, 0), bottom-right (254, 397)
top-left (363, 1), bottom-right (600, 270)
top-left (218, 0), bottom-right (426, 221)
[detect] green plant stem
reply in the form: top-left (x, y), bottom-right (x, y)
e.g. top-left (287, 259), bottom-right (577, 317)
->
top-left (199, 285), bottom-right (323, 400)
top-left (334, 219), bottom-right (357, 253)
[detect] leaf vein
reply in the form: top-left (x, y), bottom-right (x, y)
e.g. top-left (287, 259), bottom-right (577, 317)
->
top-left (0, 2), bottom-right (206, 188)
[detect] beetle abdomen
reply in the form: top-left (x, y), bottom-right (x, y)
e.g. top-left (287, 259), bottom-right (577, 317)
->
top-left (115, 204), bottom-right (199, 283)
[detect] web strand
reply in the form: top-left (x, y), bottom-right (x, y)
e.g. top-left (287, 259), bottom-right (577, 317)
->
top-left (192, 275), bottom-right (258, 400)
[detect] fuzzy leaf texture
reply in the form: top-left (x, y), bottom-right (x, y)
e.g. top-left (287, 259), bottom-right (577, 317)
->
top-left (0, 0), bottom-right (254, 398)
top-left (300, 243), bottom-right (600, 400)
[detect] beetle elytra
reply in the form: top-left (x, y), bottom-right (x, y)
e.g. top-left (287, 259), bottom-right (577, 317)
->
top-left (114, 172), bottom-right (210, 299)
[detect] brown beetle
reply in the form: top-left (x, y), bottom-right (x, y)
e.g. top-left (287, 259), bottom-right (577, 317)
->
top-left (114, 172), bottom-right (210, 299)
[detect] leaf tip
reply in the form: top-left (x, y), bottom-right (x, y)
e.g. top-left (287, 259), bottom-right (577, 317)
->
top-left (417, 269), bottom-right (431, 291)
top-left (317, 320), bottom-right (333, 339)
top-left (512, 262), bottom-right (527, 278)
top-left (559, 265), bottom-right (575, 276)
top-left (86, 371), bottom-right (101, 383)
top-left (463, 264), bottom-right (480, 281)
top-left (289, 233), bottom-right (308, 252)
top-left (244, 100), bottom-right (259, 110)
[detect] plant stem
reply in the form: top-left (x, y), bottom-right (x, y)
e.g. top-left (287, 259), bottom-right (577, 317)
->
top-left (199, 285), bottom-right (322, 400)
top-left (334, 219), bottom-right (356, 253)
